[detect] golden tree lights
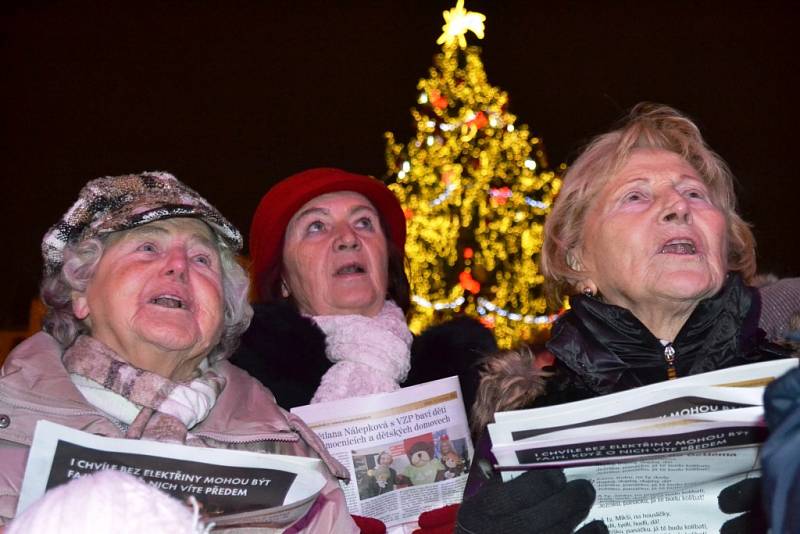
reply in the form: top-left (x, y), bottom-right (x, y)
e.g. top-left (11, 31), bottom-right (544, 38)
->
top-left (385, 1), bottom-right (563, 348)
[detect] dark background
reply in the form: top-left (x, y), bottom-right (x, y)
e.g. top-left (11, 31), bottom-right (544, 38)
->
top-left (1, 1), bottom-right (797, 329)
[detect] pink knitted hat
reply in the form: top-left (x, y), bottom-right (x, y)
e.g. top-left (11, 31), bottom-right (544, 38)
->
top-left (9, 470), bottom-right (210, 534)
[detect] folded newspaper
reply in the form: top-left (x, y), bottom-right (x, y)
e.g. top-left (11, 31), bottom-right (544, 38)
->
top-left (291, 376), bottom-right (473, 531)
top-left (489, 358), bottom-right (798, 534)
top-left (18, 420), bottom-right (328, 529)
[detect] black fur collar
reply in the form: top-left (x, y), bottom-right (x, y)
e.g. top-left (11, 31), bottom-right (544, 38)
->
top-left (230, 301), bottom-right (331, 409)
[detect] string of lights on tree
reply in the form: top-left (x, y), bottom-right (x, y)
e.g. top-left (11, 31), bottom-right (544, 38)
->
top-left (384, 0), bottom-right (564, 348)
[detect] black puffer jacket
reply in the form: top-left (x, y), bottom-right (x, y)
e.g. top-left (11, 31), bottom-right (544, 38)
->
top-left (541, 273), bottom-right (793, 406)
top-left (230, 302), bottom-right (497, 415)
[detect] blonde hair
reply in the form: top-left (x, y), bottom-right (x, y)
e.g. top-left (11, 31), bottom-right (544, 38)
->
top-left (541, 103), bottom-right (756, 307)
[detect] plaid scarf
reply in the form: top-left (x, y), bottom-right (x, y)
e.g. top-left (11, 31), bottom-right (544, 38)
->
top-left (63, 335), bottom-right (226, 443)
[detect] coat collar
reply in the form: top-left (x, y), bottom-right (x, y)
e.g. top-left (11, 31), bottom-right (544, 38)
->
top-left (1, 332), bottom-right (351, 484)
top-left (547, 273), bottom-right (788, 395)
top-left (1, 332), bottom-right (296, 439)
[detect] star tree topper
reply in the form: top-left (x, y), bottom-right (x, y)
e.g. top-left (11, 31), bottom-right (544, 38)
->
top-left (436, 0), bottom-right (486, 49)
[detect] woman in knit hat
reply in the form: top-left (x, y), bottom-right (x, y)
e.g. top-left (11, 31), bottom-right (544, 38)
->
top-left (0, 172), bottom-right (357, 532)
top-left (231, 167), bottom-right (496, 410)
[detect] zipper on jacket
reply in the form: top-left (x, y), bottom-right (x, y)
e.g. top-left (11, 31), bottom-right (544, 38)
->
top-left (193, 430), bottom-right (299, 444)
top-left (2, 391), bottom-right (298, 445)
top-left (663, 343), bottom-right (677, 380)
top-left (0, 392), bottom-right (106, 418)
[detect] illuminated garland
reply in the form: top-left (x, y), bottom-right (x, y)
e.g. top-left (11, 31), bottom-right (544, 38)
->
top-left (476, 298), bottom-right (557, 325)
top-left (384, 1), bottom-right (563, 347)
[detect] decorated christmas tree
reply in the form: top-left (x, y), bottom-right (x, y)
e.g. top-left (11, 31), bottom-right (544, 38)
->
top-left (385, 0), bottom-right (563, 348)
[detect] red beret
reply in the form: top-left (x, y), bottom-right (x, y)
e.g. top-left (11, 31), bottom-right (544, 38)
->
top-left (249, 168), bottom-right (406, 297)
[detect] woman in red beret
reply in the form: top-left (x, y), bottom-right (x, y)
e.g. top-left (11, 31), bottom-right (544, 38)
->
top-left (232, 168), bottom-right (496, 410)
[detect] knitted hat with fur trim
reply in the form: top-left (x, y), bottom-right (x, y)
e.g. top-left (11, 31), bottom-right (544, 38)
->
top-left (41, 171), bottom-right (241, 275)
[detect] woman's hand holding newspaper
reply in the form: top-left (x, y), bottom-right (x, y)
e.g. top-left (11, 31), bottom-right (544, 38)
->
top-left (455, 469), bottom-right (607, 534)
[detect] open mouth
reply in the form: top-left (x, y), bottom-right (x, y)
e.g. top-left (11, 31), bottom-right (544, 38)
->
top-left (335, 262), bottom-right (366, 275)
top-left (659, 238), bottom-right (697, 255)
top-left (150, 295), bottom-right (187, 309)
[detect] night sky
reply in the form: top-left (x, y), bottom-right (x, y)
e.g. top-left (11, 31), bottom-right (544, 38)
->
top-left (1, 1), bottom-right (798, 329)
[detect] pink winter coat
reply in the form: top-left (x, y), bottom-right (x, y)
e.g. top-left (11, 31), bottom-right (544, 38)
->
top-left (0, 332), bottom-right (358, 532)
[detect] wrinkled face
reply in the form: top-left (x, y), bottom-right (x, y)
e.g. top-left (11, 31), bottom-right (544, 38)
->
top-left (72, 218), bottom-right (224, 379)
top-left (578, 149), bottom-right (727, 313)
top-left (282, 191), bottom-right (389, 317)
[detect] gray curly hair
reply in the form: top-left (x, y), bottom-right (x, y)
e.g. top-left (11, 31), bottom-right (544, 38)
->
top-left (40, 229), bottom-right (253, 364)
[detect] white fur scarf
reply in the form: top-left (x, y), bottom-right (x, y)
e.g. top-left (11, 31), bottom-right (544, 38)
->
top-left (310, 300), bottom-right (413, 403)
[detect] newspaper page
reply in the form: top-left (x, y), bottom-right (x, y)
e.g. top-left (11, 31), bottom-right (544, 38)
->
top-left (493, 358), bottom-right (798, 424)
top-left (489, 359), bottom-right (798, 533)
top-left (291, 376), bottom-right (473, 531)
top-left (492, 408), bottom-right (765, 468)
top-left (489, 386), bottom-right (766, 449)
top-left (18, 420), bottom-right (327, 529)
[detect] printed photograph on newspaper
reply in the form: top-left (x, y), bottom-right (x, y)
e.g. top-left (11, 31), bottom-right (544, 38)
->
top-left (291, 376), bottom-right (473, 530)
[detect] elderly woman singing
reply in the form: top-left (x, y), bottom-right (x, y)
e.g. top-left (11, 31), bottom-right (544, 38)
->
top-left (0, 172), bottom-right (357, 532)
top-left (443, 104), bottom-right (796, 534)
top-left (232, 167), bottom-right (495, 411)
top-left (471, 103), bottom-right (794, 426)
top-left (233, 168), bottom-right (495, 534)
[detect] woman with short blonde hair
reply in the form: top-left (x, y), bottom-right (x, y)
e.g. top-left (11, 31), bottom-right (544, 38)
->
top-left (459, 104), bottom-right (794, 534)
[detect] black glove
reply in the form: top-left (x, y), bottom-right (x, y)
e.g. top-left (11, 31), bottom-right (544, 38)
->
top-left (718, 477), bottom-right (767, 534)
top-left (456, 468), bottom-right (607, 534)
